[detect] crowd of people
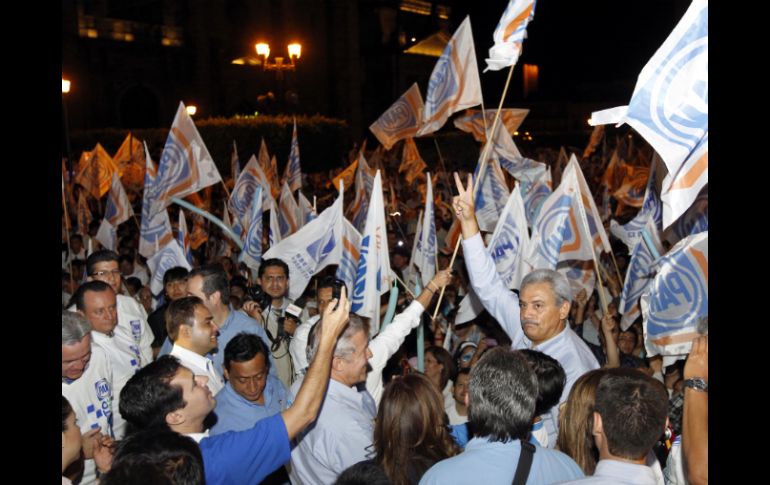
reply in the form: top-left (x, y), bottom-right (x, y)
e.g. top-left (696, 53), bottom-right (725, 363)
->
top-left (61, 134), bottom-right (707, 485)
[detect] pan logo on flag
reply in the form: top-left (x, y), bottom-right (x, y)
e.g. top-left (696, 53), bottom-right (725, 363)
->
top-left (426, 54), bottom-right (458, 113)
top-left (157, 129), bottom-right (195, 190)
top-left (490, 215), bottom-right (522, 282)
top-left (380, 98), bottom-right (418, 132)
top-left (231, 177), bottom-right (258, 215)
top-left (621, 246), bottom-right (657, 311)
top-left (351, 235), bottom-right (370, 313)
top-left (646, 251), bottom-right (706, 334)
top-left (535, 194), bottom-right (575, 268)
top-left (306, 232), bottom-right (336, 263)
top-left (522, 181), bottom-right (550, 222)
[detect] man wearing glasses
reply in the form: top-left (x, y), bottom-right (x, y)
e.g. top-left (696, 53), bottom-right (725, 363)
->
top-left (85, 250), bottom-right (154, 367)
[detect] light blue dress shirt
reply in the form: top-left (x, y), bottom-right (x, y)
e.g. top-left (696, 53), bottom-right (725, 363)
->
top-left (461, 233), bottom-right (600, 446)
top-left (210, 376), bottom-right (288, 435)
top-left (554, 459), bottom-right (658, 485)
top-left (419, 437), bottom-right (584, 485)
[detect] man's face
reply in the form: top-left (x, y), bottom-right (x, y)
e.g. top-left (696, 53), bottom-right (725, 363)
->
top-left (187, 275), bottom-right (216, 312)
top-left (519, 282), bottom-right (569, 346)
top-left (185, 305), bottom-right (219, 355)
top-left (70, 237), bottom-right (83, 253)
top-left (453, 372), bottom-right (470, 404)
top-left (169, 367), bottom-right (216, 421)
top-left (119, 260), bottom-right (134, 276)
top-left (62, 334), bottom-right (92, 380)
top-left (224, 353), bottom-right (268, 404)
top-left (618, 331), bottom-right (636, 355)
top-left (334, 329), bottom-right (372, 387)
top-left (90, 260), bottom-right (122, 294)
top-left (392, 254), bottom-right (408, 270)
top-left (82, 289), bottom-right (118, 335)
top-left (317, 287), bottom-right (334, 315)
top-left (259, 266), bottom-right (288, 301)
top-left (165, 278), bottom-right (188, 301)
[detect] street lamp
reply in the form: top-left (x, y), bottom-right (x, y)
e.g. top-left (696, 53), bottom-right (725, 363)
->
top-left (255, 42), bottom-right (301, 80)
top-left (186, 105), bottom-right (197, 116)
top-left (62, 78), bottom-right (72, 164)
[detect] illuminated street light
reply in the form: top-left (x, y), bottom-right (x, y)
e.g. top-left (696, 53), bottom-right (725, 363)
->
top-left (186, 105), bottom-right (197, 116)
top-left (255, 42), bottom-right (302, 79)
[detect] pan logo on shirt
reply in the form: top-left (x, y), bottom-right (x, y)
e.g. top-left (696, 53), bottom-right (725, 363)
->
top-left (94, 378), bottom-right (113, 418)
top-left (130, 320), bottom-right (142, 342)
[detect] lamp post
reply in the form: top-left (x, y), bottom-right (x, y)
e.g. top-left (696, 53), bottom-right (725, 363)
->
top-left (255, 42), bottom-right (301, 112)
top-left (62, 78), bottom-right (72, 166)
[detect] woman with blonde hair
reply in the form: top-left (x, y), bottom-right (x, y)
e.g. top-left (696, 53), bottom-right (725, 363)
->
top-left (371, 373), bottom-right (460, 484)
top-left (556, 369), bottom-right (607, 475)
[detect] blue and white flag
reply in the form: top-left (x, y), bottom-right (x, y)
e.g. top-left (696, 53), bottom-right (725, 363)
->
top-left (177, 209), bottom-right (192, 265)
top-left (278, 182), bottom-right (300, 238)
top-left (298, 192), bottom-right (317, 225)
top-left (640, 231), bottom-right (707, 356)
top-left (413, 173), bottom-right (437, 287)
top-left (139, 142), bottom-right (174, 259)
top-left (336, 218), bottom-right (363, 295)
top-left (474, 156), bottom-right (511, 233)
top-left (263, 189), bottom-right (344, 300)
top-left (268, 197), bottom-right (282, 247)
top-left (239, 186), bottom-right (264, 271)
top-left (369, 83), bottom-right (424, 150)
top-left (147, 239), bottom-right (192, 295)
top-left (610, 155), bottom-right (664, 252)
top-left (104, 172), bottom-right (133, 227)
top-left (661, 133), bottom-right (708, 229)
top-left (349, 153), bottom-right (376, 232)
top-left (94, 219), bottom-right (117, 251)
top-left (148, 102), bottom-right (222, 217)
top-left (485, 0), bottom-right (538, 72)
top-left (664, 184), bottom-right (708, 246)
top-left (619, 213), bottom-right (663, 331)
top-left (282, 119), bottom-right (303, 193)
top-left (418, 16), bottom-right (482, 136)
top-left (351, 171), bottom-right (391, 330)
top-left (229, 154), bottom-right (273, 233)
top-left (230, 140), bottom-right (241, 183)
top-left (590, 0), bottom-right (707, 191)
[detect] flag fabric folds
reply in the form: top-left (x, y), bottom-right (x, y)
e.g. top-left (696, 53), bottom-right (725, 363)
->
top-left (413, 174), bottom-right (437, 287)
top-left (453, 108), bottom-right (530, 143)
top-left (640, 231), bottom-right (707, 356)
top-left (418, 16), bottom-right (483, 136)
top-left (263, 190), bottom-right (344, 300)
top-left (399, 138), bottom-right (428, 185)
top-left (485, 0), bottom-right (538, 72)
top-left (148, 102), bottom-right (222, 217)
top-left (230, 140), bottom-right (241, 184)
top-left (75, 143), bottom-right (118, 199)
top-left (112, 133), bottom-right (145, 193)
top-left (147, 240), bottom-right (192, 295)
top-left (278, 182), bottom-right (300, 238)
top-left (282, 119), bottom-right (303, 193)
top-left (104, 172), bottom-right (133, 227)
top-left (618, 213), bottom-right (663, 331)
top-left (239, 186), bottom-right (264, 271)
top-left (177, 209), bottom-right (193, 265)
top-left (336, 218), bottom-right (363, 295)
top-left (139, 142), bottom-right (174, 258)
top-left (369, 83), bottom-right (424, 150)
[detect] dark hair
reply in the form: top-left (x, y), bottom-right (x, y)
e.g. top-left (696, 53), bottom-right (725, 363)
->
top-left (70, 234), bottom-right (83, 243)
top-left (224, 332), bottom-right (271, 372)
top-left (335, 461), bottom-right (391, 485)
top-left (118, 254), bottom-right (135, 266)
top-left (619, 325), bottom-right (639, 340)
top-left (119, 356), bottom-right (186, 430)
top-left (595, 368), bottom-right (668, 460)
top-left (189, 263), bottom-right (230, 301)
top-left (103, 427), bottom-right (205, 485)
top-left (86, 249), bottom-right (120, 275)
top-left (125, 277), bottom-right (143, 295)
top-left (257, 258), bottom-right (290, 279)
top-left (318, 275), bottom-right (348, 294)
top-left (468, 347), bottom-right (537, 442)
top-left (519, 349), bottom-right (567, 417)
top-left (73, 280), bottom-right (114, 311)
top-left (374, 373), bottom-right (459, 485)
top-left (425, 346), bottom-right (455, 391)
top-left (62, 395), bottom-right (73, 432)
top-left (164, 267), bottom-right (190, 286)
top-left (165, 296), bottom-right (204, 341)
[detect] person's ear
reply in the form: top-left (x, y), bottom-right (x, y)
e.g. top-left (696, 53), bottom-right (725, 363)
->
top-left (559, 300), bottom-right (571, 320)
top-left (223, 368), bottom-right (230, 382)
top-left (592, 411), bottom-right (603, 437)
top-left (331, 355), bottom-right (345, 373)
top-left (166, 409), bottom-right (185, 426)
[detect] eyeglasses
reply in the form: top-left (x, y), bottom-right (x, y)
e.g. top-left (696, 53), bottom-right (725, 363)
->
top-left (90, 269), bottom-right (123, 278)
top-left (262, 275), bottom-right (286, 283)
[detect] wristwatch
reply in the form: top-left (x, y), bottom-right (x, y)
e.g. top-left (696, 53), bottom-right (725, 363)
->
top-left (683, 377), bottom-right (708, 392)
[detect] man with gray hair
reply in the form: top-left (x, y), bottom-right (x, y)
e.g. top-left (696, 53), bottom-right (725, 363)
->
top-left (420, 348), bottom-right (584, 484)
top-left (289, 314), bottom-right (374, 484)
top-left (451, 173), bottom-right (599, 447)
top-left (61, 311), bottom-right (116, 485)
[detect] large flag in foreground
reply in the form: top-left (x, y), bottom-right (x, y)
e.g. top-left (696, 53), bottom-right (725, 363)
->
top-left (640, 231), bottom-right (707, 357)
top-left (369, 83), bottom-right (424, 150)
top-left (418, 16), bottom-right (482, 136)
top-left (351, 171), bottom-right (391, 330)
top-left (336, 219), bottom-right (363, 294)
top-left (485, 0), bottom-right (538, 72)
top-left (139, 143), bottom-right (174, 258)
top-left (148, 102), bottom-right (222, 217)
top-left (263, 190), bottom-right (344, 300)
top-left (591, 0), bottom-right (707, 227)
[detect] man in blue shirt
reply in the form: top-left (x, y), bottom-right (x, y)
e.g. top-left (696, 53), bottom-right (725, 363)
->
top-left (119, 287), bottom-right (353, 485)
top-left (211, 332), bottom-right (288, 435)
top-left (420, 348), bottom-right (584, 485)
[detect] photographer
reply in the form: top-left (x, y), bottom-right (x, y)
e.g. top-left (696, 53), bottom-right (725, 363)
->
top-left (242, 259), bottom-right (295, 389)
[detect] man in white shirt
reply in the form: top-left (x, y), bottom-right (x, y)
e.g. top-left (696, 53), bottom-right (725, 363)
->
top-left (167, 296), bottom-right (225, 395)
top-left (451, 173), bottom-right (599, 447)
top-left (86, 250), bottom-right (154, 367)
top-left (557, 368), bottom-right (669, 485)
top-left (73, 281), bottom-right (144, 439)
top-left (256, 258), bottom-right (295, 388)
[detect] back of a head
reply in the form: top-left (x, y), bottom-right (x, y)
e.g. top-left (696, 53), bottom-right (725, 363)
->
top-left (119, 356), bottom-right (185, 430)
top-left (165, 296), bottom-right (204, 342)
top-left (374, 373), bottom-right (457, 483)
top-left (164, 266), bottom-right (190, 286)
top-left (306, 314), bottom-right (367, 363)
top-left (105, 427), bottom-right (204, 485)
top-left (189, 263), bottom-right (230, 301)
top-left (62, 310), bottom-right (92, 345)
top-left (86, 249), bottom-right (119, 275)
top-left (334, 461), bottom-right (391, 485)
top-left (595, 368), bottom-right (668, 461)
top-left (519, 349), bottom-right (567, 417)
top-left (469, 347), bottom-right (537, 442)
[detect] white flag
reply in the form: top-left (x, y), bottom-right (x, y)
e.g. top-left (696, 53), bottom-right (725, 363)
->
top-left (240, 186), bottom-right (264, 271)
top-left (413, 174), bottom-right (437, 287)
top-left (485, 0), bottom-right (538, 72)
top-left (147, 240), bottom-right (192, 295)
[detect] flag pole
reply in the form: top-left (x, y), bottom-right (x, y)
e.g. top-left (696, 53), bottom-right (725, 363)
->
top-left (62, 172), bottom-right (75, 290)
top-left (390, 272), bottom-right (417, 299)
top-left (431, 62), bottom-right (516, 322)
top-left (432, 138), bottom-right (457, 195)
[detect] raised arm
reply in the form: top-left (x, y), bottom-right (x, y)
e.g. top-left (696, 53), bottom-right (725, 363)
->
top-left (280, 287), bottom-right (351, 439)
top-left (453, 172), bottom-right (524, 347)
top-left (682, 335), bottom-right (708, 485)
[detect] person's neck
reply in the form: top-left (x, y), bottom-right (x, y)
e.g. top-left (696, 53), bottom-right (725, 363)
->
top-left (270, 297), bottom-right (285, 309)
top-left (531, 321), bottom-right (566, 347)
top-left (172, 419), bottom-right (205, 435)
top-left (177, 340), bottom-right (207, 358)
top-left (455, 400), bottom-right (467, 416)
top-left (211, 304), bottom-right (230, 325)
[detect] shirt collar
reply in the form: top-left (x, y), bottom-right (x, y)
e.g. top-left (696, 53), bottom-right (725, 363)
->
top-left (593, 460), bottom-right (657, 482)
top-left (185, 430), bottom-right (210, 443)
top-left (171, 344), bottom-right (214, 372)
top-left (532, 323), bottom-right (569, 351)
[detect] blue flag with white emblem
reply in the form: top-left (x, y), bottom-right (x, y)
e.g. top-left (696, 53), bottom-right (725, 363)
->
top-left (239, 186), bottom-right (264, 271)
top-left (282, 119), bottom-right (303, 193)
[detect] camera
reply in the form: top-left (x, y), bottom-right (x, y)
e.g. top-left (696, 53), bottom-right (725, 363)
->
top-left (245, 284), bottom-right (273, 310)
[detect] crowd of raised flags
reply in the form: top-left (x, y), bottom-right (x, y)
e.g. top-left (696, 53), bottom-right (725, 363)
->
top-left (63, 0), bottom-right (707, 372)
